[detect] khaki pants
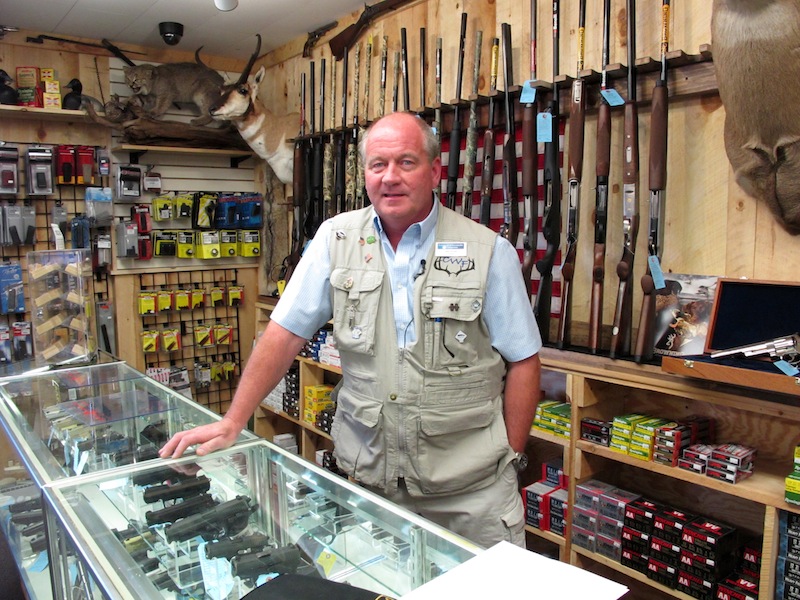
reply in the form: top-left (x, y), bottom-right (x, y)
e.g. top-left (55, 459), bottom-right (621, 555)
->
top-left (369, 462), bottom-right (525, 550)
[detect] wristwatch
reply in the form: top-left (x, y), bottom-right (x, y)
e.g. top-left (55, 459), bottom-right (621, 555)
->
top-left (513, 452), bottom-right (528, 472)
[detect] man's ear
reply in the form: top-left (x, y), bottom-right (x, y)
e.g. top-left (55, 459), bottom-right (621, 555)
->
top-left (431, 156), bottom-right (442, 189)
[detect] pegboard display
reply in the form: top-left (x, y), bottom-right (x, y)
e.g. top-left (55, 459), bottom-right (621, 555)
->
top-left (137, 268), bottom-right (244, 416)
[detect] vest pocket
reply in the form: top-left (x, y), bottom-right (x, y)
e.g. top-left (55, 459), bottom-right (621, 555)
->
top-left (331, 388), bottom-right (385, 488)
top-left (423, 283), bottom-right (484, 369)
top-left (330, 268), bottom-right (384, 356)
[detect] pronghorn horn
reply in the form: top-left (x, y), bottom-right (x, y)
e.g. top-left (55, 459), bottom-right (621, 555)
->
top-left (236, 34), bottom-right (262, 86)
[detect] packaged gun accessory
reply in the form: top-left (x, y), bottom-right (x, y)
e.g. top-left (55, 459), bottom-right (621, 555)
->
top-left (215, 195), bottom-right (239, 229)
top-left (11, 321), bottom-right (32, 361)
top-left (143, 169), bottom-right (161, 193)
top-left (192, 193), bottom-right (217, 229)
top-left (210, 286), bottom-right (225, 307)
top-left (141, 330), bottom-right (160, 353)
top-left (194, 361), bottom-right (211, 389)
top-left (153, 230), bottom-right (178, 257)
top-left (237, 230), bottom-right (261, 257)
top-left (191, 288), bottom-right (205, 309)
top-left (96, 148), bottom-right (110, 177)
top-left (136, 234), bottom-right (153, 260)
top-left (0, 145), bottom-right (19, 195)
top-left (131, 204), bottom-right (152, 234)
top-left (220, 230), bottom-right (238, 257)
top-left (173, 289), bottom-right (190, 311)
top-left (194, 324), bottom-right (213, 347)
top-left (161, 328), bottom-right (181, 352)
top-left (56, 145), bottom-right (76, 184)
top-left (116, 165), bottom-right (143, 199)
top-left (71, 215), bottom-right (91, 249)
top-left (152, 194), bottom-right (174, 221)
top-left (51, 203), bottom-right (68, 235)
top-left (76, 146), bottom-right (95, 185)
top-left (95, 300), bottom-right (116, 355)
top-left (138, 292), bottom-right (158, 315)
top-left (156, 290), bottom-right (173, 312)
top-left (0, 325), bottom-right (10, 363)
top-left (94, 233), bottom-right (112, 270)
top-left (227, 285), bottom-right (244, 307)
top-left (26, 146), bottom-right (54, 195)
top-left (20, 202), bottom-right (35, 245)
top-left (213, 323), bottom-right (233, 345)
top-left (176, 230), bottom-right (194, 258)
top-left (195, 230), bottom-right (220, 259)
top-left (174, 193), bottom-right (194, 219)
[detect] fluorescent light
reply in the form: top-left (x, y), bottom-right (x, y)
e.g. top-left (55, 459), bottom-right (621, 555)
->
top-left (214, 0), bottom-right (238, 11)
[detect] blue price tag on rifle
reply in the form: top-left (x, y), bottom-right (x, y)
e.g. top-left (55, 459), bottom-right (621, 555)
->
top-left (537, 113), bottom-right (553, 143)
top-left (648, 255), bottom-right (666, 290)
top-left (520, 81), bottom-right (537, 104)
top-left (600, 88), bottom-right (625, 107)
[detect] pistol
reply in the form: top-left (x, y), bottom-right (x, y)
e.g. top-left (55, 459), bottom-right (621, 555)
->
top-left (145, 493), bottom-right (218, 526)
top-left (710, 333), bottom-right (800, 362)
top-left (9, 497), bottom-right (42, 513)
top-left (205, 533), bottom-right (272, 560)
top-left (142, 475), bottom-right (210, 504)
top-left (231, 545), bottom-right (301, 580)
top-left (164, 496), bottom-right (255, 543)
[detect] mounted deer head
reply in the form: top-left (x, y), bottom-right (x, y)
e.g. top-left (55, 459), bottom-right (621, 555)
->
top-left (210, 35), bottom-right (299, 185)
top-left (712, 0), bottom-right (800, 232)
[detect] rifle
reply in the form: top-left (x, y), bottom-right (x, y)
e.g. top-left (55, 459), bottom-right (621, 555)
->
top-left (322, 59), bottom-right (334, 221)
top-left (609, 0), bottom-right (640, 359)
top-left (521, 2), bottom-right (540, 303)
top-left (364, 36), bottom-right (374, 122)
top-left (303, 21), bottom-right (337, 58)
top-left (534, 0), bottom-right (563, 344)
top-left (401, 28), bottom-right (410, 111)
top-left (556, 0), bottom-right (587, 349)
top-left (378, 35), bottom-right (388, 119)
top-left (634, 0), bottom-right (670, 364)
top-left (446, 13), bottom-right (469, 212)
top-left (419, 28), bottom-right (427, 108)
top-left (479, 37), bottom-right (500, 227)
top-left (285, 77), bottom-right (307, 282)
top-left (499, 23), bottom-right (520, 249)
top-left (334, 50), bottom-right (348, 214)
top-left (329, 0), bottom-right (415, 60)
top-left (346, 45), bottom-right (361, 212)
top-left (588, 0), bottom-right (614, 354)
top-left (26, 35), bottom-right (144, 65)
top-left (304, 61), bottom-right (323, 238)
top-left (462, 29), bottom-right (483, 218)
top-left (164, 496), bottom-right (256, 543)
top-left (392, 50), bottom-right (401, 113)
top-left (357, 40), bottom-right (370, 209)
top-left (433, 36), bottom-right (443, 204)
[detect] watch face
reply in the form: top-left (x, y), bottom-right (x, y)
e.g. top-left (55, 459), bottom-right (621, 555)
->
top-left (515, 453), bottom-right (528, 472)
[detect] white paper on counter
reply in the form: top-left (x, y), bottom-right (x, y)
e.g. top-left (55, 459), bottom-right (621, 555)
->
top-left (401, 541), bottom-right (629, 599)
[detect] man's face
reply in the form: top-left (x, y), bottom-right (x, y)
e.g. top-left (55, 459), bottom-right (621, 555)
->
top-left (363, 114), bottom-right (441, 231)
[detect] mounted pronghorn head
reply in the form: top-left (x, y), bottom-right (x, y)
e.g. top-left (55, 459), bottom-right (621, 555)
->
top-left (210, 34), bottom-right (298, 184)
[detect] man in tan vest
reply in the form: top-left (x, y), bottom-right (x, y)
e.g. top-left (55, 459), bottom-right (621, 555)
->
top-left (161, 112), bottom-right (542, 548)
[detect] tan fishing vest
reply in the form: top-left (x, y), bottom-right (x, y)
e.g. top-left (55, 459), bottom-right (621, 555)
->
top-left (327, 205), bottom-right (509, 496)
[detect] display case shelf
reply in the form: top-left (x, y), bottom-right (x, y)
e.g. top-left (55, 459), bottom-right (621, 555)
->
top-left (525, 525), bottom-right (566, 548)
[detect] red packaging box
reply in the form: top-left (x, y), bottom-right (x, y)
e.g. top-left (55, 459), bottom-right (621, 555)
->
top-left (624, 498), bottom-right (664, 534)
top-left (654, 508), bottom-right (696, 545)
top-left (706, 465), bottom-right (754, 484)
top-left (711, 443), bottom-right (757, 467)
top-left (681, 517), bottom-right (738, 558)
top-left (676, 569), bottom-right (715, 600)
top-left (715, 576), bottom-right (758, 600)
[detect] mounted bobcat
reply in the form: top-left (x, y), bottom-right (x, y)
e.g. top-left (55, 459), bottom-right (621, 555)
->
top-left (209, 35), bottom-right (299, 185)
top-left (712, 0), bottom-right (800, 232)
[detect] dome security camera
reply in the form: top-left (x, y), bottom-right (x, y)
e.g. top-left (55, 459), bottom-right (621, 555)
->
top-left (159, 22), bottom-right (184, 46)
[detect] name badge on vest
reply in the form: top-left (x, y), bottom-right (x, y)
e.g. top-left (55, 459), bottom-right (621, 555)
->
top-left (435, 242), bottom-right (467, 257)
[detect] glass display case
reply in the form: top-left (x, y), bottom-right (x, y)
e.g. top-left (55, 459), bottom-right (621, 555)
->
top-left (42, 439), bottom-right (480, 600)
top-left (0, 361), bottom-right (257, 599)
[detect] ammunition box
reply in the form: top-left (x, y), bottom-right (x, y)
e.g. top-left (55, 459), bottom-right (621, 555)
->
top-left (676, 569), bottom-right (715, 600)
top-left (646, 556), bottom-right (678, 588)
top-left (621, 547), bottom-right (649, 574)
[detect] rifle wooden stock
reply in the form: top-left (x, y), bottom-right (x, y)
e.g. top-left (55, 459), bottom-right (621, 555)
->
top-left (329, 0), bottom-right (414, 60)
top-left (500, 23), bottom-right (520, 248)
top-left (521, 100), bottom-right (538, 297)
top-left (446, 13), bottom-right (468, 212)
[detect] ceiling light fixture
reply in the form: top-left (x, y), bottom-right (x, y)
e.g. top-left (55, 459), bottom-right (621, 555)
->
top-left (214, 0), bottom-right (238, 11)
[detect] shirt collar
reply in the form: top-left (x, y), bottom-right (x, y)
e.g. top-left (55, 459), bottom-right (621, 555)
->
top-left (371, 199), bottom-right (439, 249)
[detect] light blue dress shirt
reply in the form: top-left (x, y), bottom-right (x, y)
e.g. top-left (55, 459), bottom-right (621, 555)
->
top-left (271, 202), bottom-right (542, 362)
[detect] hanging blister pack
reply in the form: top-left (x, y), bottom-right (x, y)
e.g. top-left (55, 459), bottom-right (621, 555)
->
top-left (195, 230), bottom-right (221, 259)
top-left (0, 145), bottom-right (19, 195)
top-left (20, 202), bottom-right (35, 245)
top-left (193, 193), bottom-right (218, 229)
top-left (152, 194), bottom-right (174, 221)
top-left (238, 194), bottom-right (263, 228)
top-left (0, 262), bottom-right (24, 315)
top-left (76, 146), bottom-right (96, 185)
top-left (94, 233), bottom-right (112, 270)
top-left (95, 300), bottom-right (117, 356)
top-left (220, 230), bottom-right (238, 257)
top-left (84, 187), bottom-right (113, 226)
top-left (215, 195), bottom-right (239, 229)
top-left (116, 164), bottom-right (143, 199)
top-left (71, 215), bottom-right (91, 249)
top-left (4, 203), bottom-right (34, 245)
top-left (95, 148), bottom-right (110, 177)
top-left (51, 203), bottom-right (68, 235)
top-left (153, 230), bottom-right (178, 257)
top-left (56, 145), bottom-right (76, 185)
top-left (26, 146), bottom-right (54, 195)
top-left (238, 230), bottom-right (260, 257)
top-left (116, 220), bottom-right (139, 258)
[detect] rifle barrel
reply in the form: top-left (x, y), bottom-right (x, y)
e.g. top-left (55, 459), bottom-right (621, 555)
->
top-left (446, 13), bottom-right (469, 212)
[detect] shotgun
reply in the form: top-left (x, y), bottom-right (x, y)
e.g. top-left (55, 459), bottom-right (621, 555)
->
top-left (433, 36), bottom-right (443, 204)
top-left (499, 23), bottom-right (520, 249)
top-left (364, 36), bottom-right (373, 122)
top-left (285, 75), bottom-right (307, 282)
top-left (479, 37), bottom-right (500, 227)
top-left (588, 0), bottom-right (614, 354)
top-left (346, 44), bottom-right (361, 213)
top-left (335, 49), bottom-right (349, 214)
top-left (446, 13), bottom-right (469, 212)
top-left (419, 28), bottom-right (427, 108)
top-left (609, 0), bottom-right (640, 359)
top-left (557, 0), bottom-right (587, 349)
top-left (521, 1), bottom-right (539, 303)
top-left (634, 0), bottom-right (671, 363)
top-left (304, 61), bottom-right (323, 238)
top-left (534, 0), bottom-right (562, 344)
top-left (462, 29), bottom-right (483, 218)
top-left (392, 50), bottom-right (400, 113)
top-left (378, 35), bottom-right (388, 119)
top-left (359, 38), bottom-right (372, 208)
top-left (329, 0), bottom-right (414, 60)
top-left (322, 59), bottom-right (334, 221)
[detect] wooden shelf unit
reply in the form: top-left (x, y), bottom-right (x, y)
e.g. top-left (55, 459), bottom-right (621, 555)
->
top-left (252, 299), bottom-right (796, 599)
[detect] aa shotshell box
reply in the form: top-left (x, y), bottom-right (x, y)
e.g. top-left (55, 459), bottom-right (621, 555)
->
top-left (679, 547), bottom-right (735, 580)
top-left (176, 230), bottom-right (195, 258)
top-left (597, 514), bottom-right (624, 540)
top-left (646, 556), bottom-right (678, 588)
top-left (599, 488), bottom-right (642, 522)
top-left (575, 479), bottom-right (616, 510)
top-left (715, 576), bottom-right (758, 600)
top-left (654, 508), bottom-right (696, 546)
top-left (195, 230), bottom-right (221, 259)
top-left (624, 499), bottom-right (663, 534)
top-left (679, 457), bottom-right (707, 474)
top-left (596, 532), bottom-right (623, 562)
top-left (621, 547), bottom-right (649, 574)
top-left (572, 505), bottom-right (599, 533)
top-left (237, 229), bottom-right (261, 257)
top-left (649, 535), bottom-right (682, 569)
top-left (581, 418), bottom-right (612, 446)
top-left (681, 517), bottom-right (738, 559)
top-left (740, 539), bottom-right (762, 572)
top-left (711, 444), bottom-right (758, 467)
top-left (571, 523), bottom-right (596, 552)
top-left (706, 464), bottom-right (754, 484)
top-left (220, 230), bottom-right (238, 257)
top-left (676, 569), bottom-right (716, 600)
top-left (622, 525), bottom-right (651, 554)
